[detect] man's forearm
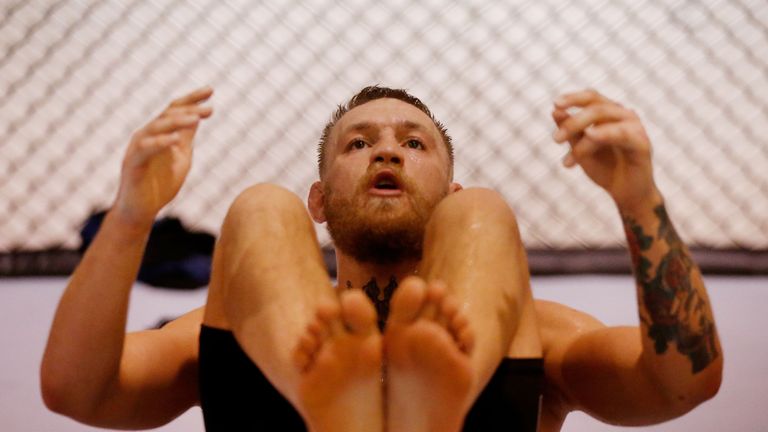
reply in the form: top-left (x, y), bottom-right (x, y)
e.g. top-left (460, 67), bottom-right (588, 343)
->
top-left (41, 208), bottom-right (152, 416)
top-left (621, 195), bottom-right (722, 397)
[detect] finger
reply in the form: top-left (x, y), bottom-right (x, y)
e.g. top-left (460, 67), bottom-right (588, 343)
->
top-left (553, 88), bottom-right (606, 109)
top-left (552, 108), bottom-right (569, 126)
top-left (566, 132), bottom-right (627, 169)
top-left (569, 136), bottom-right (604, 164)
top-left (584, 121), bottom-right (638, 149)
top-left (161, 104), bottom-right (214, 120)
top-left (132, 133), bottom-right (180, 165)
top-left (169, 86), bottom-right (214, 108)
top-left (144, 114), bottom-right (200, 136)
top-left (562, 150), bottom-right (576, 168)
top-left (553, 103), bottom-right (629, 144)
top-left (551, 108), bottom-right (574, 146)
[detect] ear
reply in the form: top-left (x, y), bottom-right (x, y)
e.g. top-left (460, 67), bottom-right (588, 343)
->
top-left (449, 182), bottom-right (463, 194)
top-left (308, 181), bottom-right (326, 223)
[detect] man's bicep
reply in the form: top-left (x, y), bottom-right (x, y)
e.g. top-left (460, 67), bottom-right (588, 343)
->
top-left (89, 309), bottom-right (202, 429)
top-left (557, 325), bottom-right (692, 426)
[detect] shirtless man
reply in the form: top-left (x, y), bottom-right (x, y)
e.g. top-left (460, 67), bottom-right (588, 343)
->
top-left (41, 85), bottom-right (722, 431)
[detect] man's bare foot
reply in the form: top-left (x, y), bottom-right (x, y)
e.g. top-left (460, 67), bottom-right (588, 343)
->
top-left (293, 289), bottom-right (383, 432)
top-left (384, 276), bottom-right (475, 432)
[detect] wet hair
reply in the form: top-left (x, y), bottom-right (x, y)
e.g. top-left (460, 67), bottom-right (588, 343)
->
top-left (317, 85), bottom-right (454, 178)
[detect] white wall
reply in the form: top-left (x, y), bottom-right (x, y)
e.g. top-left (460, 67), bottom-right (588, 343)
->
top-left (1, 275), bottom-right (764, 431)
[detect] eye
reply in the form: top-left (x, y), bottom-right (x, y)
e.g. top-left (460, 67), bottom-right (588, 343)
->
top-left (350, 139), bottom-right (367, 150)
top-left (406, 139), bottom-right (424, 149)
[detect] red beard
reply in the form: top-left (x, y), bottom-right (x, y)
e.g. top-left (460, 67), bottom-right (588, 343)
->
top-left (323, 165), bottom-right (447, 264)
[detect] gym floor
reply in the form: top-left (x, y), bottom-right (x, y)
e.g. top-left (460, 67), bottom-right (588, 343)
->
top-left (1, 274), bottom-right (764, 431)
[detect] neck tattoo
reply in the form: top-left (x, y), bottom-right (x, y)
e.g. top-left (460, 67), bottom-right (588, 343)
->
top-left (348, 276), bottom-right (398, 331)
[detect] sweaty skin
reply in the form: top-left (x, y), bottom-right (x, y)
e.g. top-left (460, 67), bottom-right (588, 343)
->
top-left (40, 87), bottom-right (722, 432)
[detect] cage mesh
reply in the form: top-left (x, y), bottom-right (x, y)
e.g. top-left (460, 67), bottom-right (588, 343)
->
top-left (1, 0), bottom-right (767, 252)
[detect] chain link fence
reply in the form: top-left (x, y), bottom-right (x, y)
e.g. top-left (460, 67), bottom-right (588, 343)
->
top-left (1, 0), bottom-right (767, 257)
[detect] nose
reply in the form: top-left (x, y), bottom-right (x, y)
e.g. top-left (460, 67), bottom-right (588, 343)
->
top-left (370, 136), bottom-right (403, 166)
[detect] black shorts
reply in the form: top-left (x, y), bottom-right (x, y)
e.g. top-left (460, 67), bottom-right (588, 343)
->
top-left (199, 325), bottom-right (544, 431)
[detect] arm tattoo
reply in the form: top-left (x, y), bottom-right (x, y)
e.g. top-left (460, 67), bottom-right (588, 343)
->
top-left (624, 205), bottom-right (719, 373)
top-left (346, 276), bottom-right (398, 331)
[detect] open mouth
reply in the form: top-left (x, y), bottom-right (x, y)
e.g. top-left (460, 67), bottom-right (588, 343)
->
top-left (370, 171), bottom-right (402, 192)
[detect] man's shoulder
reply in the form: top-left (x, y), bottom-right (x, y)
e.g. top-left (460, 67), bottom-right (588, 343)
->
top-left (533, 299), bottom-right (604, 338)
top-left (531, 299), bottom-right (606, 382)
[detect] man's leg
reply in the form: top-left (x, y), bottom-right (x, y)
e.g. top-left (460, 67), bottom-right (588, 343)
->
top-left (207, 184), bottom-right (382, 431)
top-left (386, 187), bottom-right (536, 432)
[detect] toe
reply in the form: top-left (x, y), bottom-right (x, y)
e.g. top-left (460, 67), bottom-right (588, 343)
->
top-left (308, 320), bottom-right (325, 339)
top-left (388, 276), bottom-right (427, 324)
top-left (450, 313), bottom-right (472, 346)
top-left (450, 312), bottom-right (469, 332)
top-left (437, 294), bottom-right (459, 328)
top-left (299, 332), bottom-right (319, 353)
top-left (316, 298), bottom-right (345, 336)
top-left (458, 326), bottom-right (475, 354)
top-left (420, 280), bottom-right (446, 321)
top-left (293, 343), bottom-right (312, 371)
top-left (340, 289), bottom-right (378, 335)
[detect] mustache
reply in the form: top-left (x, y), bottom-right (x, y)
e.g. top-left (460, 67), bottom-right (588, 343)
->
top-left (357, 163), bottom-right (415, 194)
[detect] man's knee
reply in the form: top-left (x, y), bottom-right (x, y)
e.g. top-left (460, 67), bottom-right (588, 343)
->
top-left (432, 188), bottom-right (518, 228)
top-left (224, 183), bottom-right (310, 233)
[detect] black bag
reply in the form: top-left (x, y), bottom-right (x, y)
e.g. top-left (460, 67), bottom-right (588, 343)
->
top-left (80, 211), bottom-right (214, 289)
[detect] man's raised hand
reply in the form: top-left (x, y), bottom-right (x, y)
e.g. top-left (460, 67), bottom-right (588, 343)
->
top-left (114, 86), bottom-right (213, 227)
top-left (551, 89), bottom-right (661, 211)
